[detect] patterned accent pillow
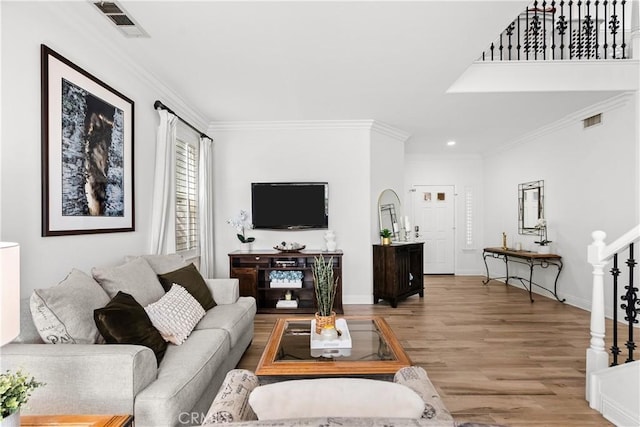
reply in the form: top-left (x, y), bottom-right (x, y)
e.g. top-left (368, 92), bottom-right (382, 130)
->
top-left (203, 369), bottom-right (259, 424)
top-left (144, 284), bottom-right (205, 345)
top-left (30, 269), bottom-right (111, 344)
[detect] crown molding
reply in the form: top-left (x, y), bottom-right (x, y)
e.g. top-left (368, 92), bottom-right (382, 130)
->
top-left (48, 2), bottom-right (209, 131)
top-left (486, 92), bottom-right (635, 156)
top-left (209, 120), bottom-right (411, 142)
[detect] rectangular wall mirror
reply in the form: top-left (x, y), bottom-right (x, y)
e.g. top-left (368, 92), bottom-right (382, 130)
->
top-left (519, 180), bottom-right (544, 235)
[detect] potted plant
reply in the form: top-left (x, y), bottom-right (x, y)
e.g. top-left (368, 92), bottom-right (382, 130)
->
top-left (0, 370), bottom-right (44, 426)
top-left (227, 210), bottom-right (255, 252)
top-left (312, 256), bottom-right (339, 334)
top-left (380, 228), bottom-right (392, 245)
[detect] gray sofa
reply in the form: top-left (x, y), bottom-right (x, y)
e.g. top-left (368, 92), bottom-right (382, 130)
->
top-left (0, 255), bottom-right (256, 427)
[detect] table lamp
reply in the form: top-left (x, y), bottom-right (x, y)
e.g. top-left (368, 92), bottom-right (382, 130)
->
top-left (1, 242), bottom-right (20, 346)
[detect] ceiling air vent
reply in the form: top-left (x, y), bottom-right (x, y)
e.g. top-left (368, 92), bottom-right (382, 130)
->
top-left (92, 1), bottom-right (149, 38)
top-left (583, 113), bottom-right (602, 129)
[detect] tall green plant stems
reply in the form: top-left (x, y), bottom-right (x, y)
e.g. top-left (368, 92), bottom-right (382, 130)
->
top-left (312, 256), bottom-right (338, 316)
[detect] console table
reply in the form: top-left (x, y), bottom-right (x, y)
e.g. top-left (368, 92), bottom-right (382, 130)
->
top-left (482, 247), bottom-right (564, 303)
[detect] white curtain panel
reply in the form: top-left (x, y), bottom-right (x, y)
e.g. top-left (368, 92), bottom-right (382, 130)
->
top-left (198, 136), bottom-right (215, 278)
top-left (150, 109), bottom-right (178, 254)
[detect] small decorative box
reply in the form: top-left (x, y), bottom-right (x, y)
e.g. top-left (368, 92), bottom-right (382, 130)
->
top-left (310, 318), bottom-right (352, 349)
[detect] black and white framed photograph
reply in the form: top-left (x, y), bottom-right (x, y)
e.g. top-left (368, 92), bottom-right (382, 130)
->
top-left (41, 45), bottom-right (134, 236)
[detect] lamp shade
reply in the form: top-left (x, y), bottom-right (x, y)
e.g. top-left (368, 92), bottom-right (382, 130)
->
top-left (0, 242), bottom-right (20, 346)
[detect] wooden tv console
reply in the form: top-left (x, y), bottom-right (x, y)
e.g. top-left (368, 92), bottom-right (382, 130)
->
top-left (229, 249), bottom-right (343, 314)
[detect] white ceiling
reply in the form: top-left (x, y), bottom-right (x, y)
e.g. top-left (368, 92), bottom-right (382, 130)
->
top-left (78, 1), bottom-right (623, 153)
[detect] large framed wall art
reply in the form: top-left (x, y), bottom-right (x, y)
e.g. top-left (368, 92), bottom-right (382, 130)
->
top-left (41, 45), bottom-right (134, 236)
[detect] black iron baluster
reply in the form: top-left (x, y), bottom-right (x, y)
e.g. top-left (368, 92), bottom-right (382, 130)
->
top-left (543, 1), bottom-right (547, 59)
top-left (551, 1), bottom-right (556, 59)
top-left (578, 1), bottom-right (583, 58)
top-left (507, 22), bottom-right (515, 60)
top-left (604, 0), bottom-right (609, 58)
top-left (526, 7), bottom-right (530, 59)
top-left (584, 1), bottom-right (593, 58)
top-left (490, 42), bottom-right (495, 61)
top-left (611, 254), bottom-right (621, 366)
top-left (558, 1), bottom-right (567, 58)
top-left (518, 15), bottom-right (522, 59)
top-left (610, 0), bottom-right (619, 58)
top-left (622, 243), bottom-right (638, 363)
top-left (621, 0), bottom-right (626, 58)
top-left (500, 33), bottom-right (504, 60)
top-left (595, 0), bottom-right (600, 58)
top-left (531, 0), bottom-right (540, 60)
top-left (569, 0), bottom-right (574, 58)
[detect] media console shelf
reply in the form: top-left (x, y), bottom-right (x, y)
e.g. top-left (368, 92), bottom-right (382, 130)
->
top-left (229, 249), bottom-right (343, 314)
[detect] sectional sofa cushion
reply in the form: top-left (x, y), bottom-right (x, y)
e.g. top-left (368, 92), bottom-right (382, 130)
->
top-left (248, 378), bottom-right (425, 420)
top-left (30, 269), bottom-right (111, 344)
top-left (157, 263), bottom-right (216, 310)
top-left (135, 328), bottom-right (231, 426)
top-left (195, 297), bottom-right (256, 347)
top-left (92, 257), bottom-right (165, 306)
top-left (144, 284), bottom-right (205, 345)
top-left (94, 291), bottom-right (168, 363)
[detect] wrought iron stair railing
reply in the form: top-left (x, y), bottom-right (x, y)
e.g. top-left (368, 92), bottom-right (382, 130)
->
top-left (586, 226), bottom-right (640, 402)
top-left (481, 0), bottom-right (631, 61)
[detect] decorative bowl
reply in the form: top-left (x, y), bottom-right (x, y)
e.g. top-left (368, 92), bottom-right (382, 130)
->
top-left (274, 243), bottom-right (306, 253)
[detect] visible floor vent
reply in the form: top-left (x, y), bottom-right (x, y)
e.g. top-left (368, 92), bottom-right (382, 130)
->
top-left (92, 1), bottom-right (149, 38)
top-left (583, 113), bottom-right (602, 129)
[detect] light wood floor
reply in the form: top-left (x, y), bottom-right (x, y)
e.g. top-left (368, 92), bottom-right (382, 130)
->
top-left (237, 275), bottom-right (615, 426)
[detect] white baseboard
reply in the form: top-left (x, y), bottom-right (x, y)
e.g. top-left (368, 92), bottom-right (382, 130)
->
top-left (342, 294), bottom-right (373, 305)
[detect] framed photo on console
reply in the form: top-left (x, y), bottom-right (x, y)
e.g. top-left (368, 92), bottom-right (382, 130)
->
top-left (41, 45), bottom-right (135, 236)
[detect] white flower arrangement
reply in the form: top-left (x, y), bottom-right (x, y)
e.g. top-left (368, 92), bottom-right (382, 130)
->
top-left (534, 217), bottom-right (551, 246)
top-left (227, 210), bottom-right (255, 243)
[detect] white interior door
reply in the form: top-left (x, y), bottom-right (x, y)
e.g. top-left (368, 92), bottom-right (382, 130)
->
top-left (412, 185), bottom-right (455, 274)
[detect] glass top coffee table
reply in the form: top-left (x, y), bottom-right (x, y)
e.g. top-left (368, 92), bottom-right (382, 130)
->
top-left (255, 316), bottom-right (412, 380)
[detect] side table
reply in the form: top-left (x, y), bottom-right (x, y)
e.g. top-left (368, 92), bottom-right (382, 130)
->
top-left (21, 414), bottom-right (133, 427)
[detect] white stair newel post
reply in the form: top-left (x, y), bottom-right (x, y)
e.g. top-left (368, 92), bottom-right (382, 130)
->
top-left (586, 230), bottom-right (610, 404)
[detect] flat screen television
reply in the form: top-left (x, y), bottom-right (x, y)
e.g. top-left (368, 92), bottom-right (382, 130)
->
top-left (251, 182), bottom-right (328, 230)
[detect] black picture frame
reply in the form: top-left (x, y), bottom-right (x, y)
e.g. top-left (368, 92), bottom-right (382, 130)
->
top-left (41, 45), bottom-right (135, 236)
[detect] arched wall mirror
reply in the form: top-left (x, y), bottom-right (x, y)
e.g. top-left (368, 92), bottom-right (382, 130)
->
top-left (378, 189), bottom-right (403, 241)
top-left (518, 180), bottom-right (544, 235)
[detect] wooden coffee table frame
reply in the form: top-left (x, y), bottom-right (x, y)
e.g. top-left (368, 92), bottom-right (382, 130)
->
top-left (255, 316), bottom-right (412, 378)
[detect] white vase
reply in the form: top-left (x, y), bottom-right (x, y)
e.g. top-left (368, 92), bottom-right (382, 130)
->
top-left (240, 242), bottom-right (252, 252)
top-left (1, 410), bottom-right (20, 427)
top-left (324, 230), bottom-right (337, 251)
top-left (537, 245), bottom-right (551, 254)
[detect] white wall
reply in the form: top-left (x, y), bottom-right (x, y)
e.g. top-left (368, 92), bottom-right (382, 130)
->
top-left (483, 93), bottom-right (638, 311)
top-left (210, 121), bottom-right (408, 304)
top-left (0, 3), bottom-right (195, 296)
top-left (404, 153), bottom-right (486, 275)
top-left (370, 125), bottom-right (408, 242)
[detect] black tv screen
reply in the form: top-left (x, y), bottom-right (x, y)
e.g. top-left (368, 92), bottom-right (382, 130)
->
top-left (251, 182), bottom-right (328, 230)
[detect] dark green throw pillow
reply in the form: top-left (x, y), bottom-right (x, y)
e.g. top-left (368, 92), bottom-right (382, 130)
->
top-left (157, 263), bottom-right (216, 310)
top-left (94, 291), bottom-right (167, 364)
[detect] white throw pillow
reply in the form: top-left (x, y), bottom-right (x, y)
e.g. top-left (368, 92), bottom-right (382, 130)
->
top-left (248, 378), bottom-right (425, 420)
top-left (30, 269), bottom-right (111, 344)
top-left (92, 257), bottom-right (165, 306)
top-left (144, 284), bottom-right (205, 345)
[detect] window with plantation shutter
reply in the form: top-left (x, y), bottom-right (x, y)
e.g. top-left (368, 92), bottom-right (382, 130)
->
top-left (175, 126), bottom-right (199, 254)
